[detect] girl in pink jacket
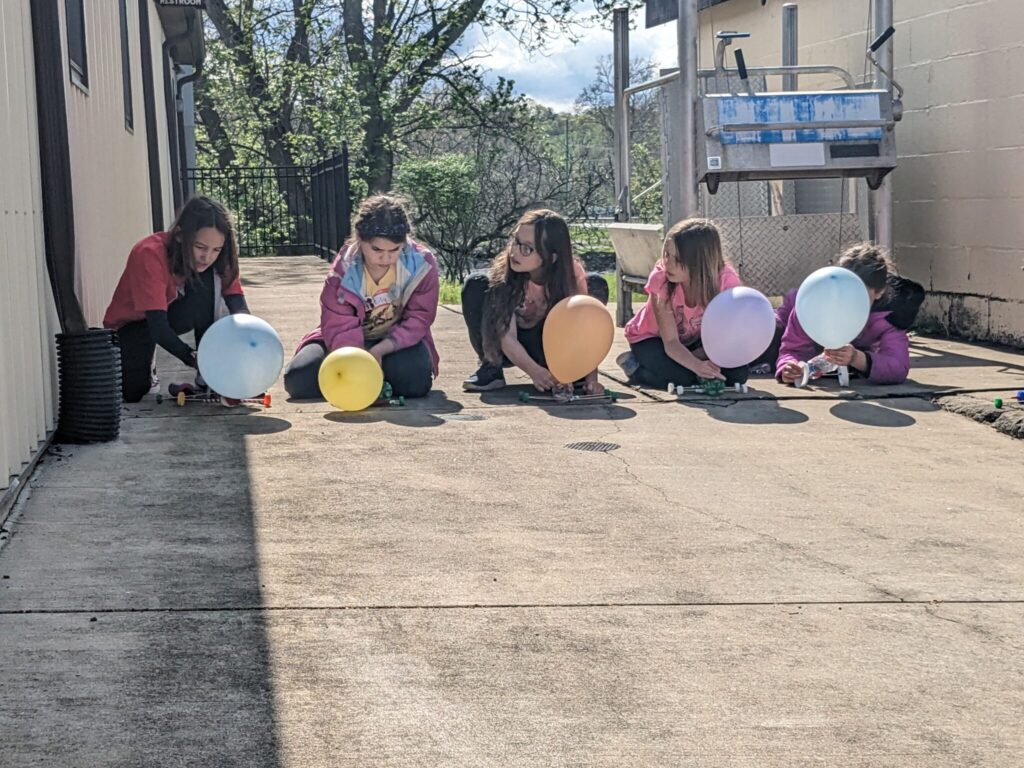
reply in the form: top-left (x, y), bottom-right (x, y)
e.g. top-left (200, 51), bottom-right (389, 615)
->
top-left (284, 194), bottom-right (440, 399)
top-left (617, 218), bottom-right (749, 388)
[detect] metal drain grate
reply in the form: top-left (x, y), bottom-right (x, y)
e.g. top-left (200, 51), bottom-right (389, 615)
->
top-left (439, 413), bottom-right (487, 422)
top-left (565, 441), bottom-right (620, 452)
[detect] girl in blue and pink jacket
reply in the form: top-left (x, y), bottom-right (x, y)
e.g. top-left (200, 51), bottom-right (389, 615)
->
top-left (284, 194), bottom-right (440, 399)
top-left (776, 244), bottom-right (924, 385)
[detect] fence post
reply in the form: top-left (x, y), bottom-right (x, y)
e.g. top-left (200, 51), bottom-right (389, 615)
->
top-left (311, 156), bottom-right (323, 259)
top-left (338, 141), bottom-right (351, 249)
top-left (325, 153), bottom-right (337, 259)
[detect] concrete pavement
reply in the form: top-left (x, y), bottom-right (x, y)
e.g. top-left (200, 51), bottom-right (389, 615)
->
top-left (1, 256), bottom-right (1023, 767)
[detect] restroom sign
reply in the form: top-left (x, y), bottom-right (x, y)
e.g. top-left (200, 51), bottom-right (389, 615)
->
top-left (158, 0), bottom-right (207, 7)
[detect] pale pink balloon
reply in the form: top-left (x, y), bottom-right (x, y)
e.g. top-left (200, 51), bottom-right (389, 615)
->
top-left (700, 287), bottom-right (777, 369)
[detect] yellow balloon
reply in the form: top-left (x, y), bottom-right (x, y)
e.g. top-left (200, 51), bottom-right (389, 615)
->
top-left (542, 295), bottom-right (614, 384)
top-left (318, 347), bottom-right (384, 411)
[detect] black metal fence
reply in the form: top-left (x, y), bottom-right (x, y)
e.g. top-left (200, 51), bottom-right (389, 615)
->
top-left (183, 144), bottom-right (350, 258)
top-left (310, 144), bottom-right (351, 260)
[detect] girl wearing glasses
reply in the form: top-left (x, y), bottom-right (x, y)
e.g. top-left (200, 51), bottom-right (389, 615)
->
top-left (461, 209), bottom-right (603, 394)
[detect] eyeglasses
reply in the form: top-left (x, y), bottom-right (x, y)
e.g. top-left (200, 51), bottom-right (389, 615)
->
top-left (512, 238), bottom-right (535, 257)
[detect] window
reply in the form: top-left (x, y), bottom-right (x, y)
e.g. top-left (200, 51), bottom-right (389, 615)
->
top-left (119, 0), bottom-right (134, 129)
top-left (65, 0), bottom-right (88, 90)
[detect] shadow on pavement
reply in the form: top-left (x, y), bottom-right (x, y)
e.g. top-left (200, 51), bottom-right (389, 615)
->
top-left (830, 401), bottom-right (917, 427)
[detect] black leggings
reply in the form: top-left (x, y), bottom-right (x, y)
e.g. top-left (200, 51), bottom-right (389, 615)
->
top-left (629, 337), bottom-right (750, 388)
top-left (116, 272), bottom-right (216, 402)
top-left (461, 273), bottom-right (545, 367)
top-left (283, 339), bottom-right (433, 400)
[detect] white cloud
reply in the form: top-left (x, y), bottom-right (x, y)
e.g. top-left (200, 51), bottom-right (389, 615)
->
top-left (462, 12), bottom-right (679, 113)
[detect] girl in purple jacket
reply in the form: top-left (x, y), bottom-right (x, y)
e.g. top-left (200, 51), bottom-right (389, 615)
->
top-left (284, 194), bottom-right (440, 399)
top-left (776, 244), bottom-right (924, 385)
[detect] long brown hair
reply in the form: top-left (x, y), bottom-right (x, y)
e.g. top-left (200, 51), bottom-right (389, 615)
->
top-left (167, 196), bottom-right (240, 286)
top-left (481, 209), bottom-right (579, 363)
top-left (662, 218), bottom-right (728, 308)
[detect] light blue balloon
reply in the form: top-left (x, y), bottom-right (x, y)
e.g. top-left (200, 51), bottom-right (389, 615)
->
top-left (197, 315), bottom-right (284, 399)
top-left (795, 267), bottom-right (871, 349)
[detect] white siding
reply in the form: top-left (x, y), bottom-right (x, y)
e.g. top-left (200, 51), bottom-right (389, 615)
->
top-left (61, 0), bottom-right (162, 326)
top-left (0, 0), bottom-right (58, 491)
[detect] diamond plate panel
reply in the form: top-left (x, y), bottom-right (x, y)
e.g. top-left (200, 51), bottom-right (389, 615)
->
top-left (714, 213), bottom-right (863, 297)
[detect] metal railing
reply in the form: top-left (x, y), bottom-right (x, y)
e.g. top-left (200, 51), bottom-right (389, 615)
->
top-left (310, 144), bottom-right (351, 261)
top-left (184, 144), bottom-right (350, 258)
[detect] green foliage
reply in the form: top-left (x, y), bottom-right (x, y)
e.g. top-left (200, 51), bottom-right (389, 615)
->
top-left (396, 154), bottom-right (481, 280)
top-left (192, 1), bottom-right (666, 259)
top-left (395, 88), bottom-right (611, 280)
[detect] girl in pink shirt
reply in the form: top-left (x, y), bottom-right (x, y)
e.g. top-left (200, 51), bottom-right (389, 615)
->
top-left (618, 218), bottom-right (749, 389)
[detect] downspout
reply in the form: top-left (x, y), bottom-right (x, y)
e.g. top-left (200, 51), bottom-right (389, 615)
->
top-left (28, 0), bottom-right (87, 334)
top-left (161, 14), bottom-right (195, 211)
top-left (175, 52), bottom-right (203, 199)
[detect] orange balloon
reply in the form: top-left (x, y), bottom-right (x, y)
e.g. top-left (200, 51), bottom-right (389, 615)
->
top-left (542, 295), bottom-right (614, 384)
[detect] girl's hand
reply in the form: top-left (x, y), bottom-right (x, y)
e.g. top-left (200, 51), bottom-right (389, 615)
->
top-left (529, 367), bottom-right (557, 392)
top-left (823, 345), bottom-right (855, 366)
top-left (689, 359), bottom-right (724, 381)
top-left (582, 374), bottom-right (604, 396)
top-left (780, 362), bottom-right (803, 384)
top-left (369, 340), bottom-right (394, 367)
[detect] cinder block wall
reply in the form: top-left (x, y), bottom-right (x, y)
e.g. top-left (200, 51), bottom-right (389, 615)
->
top-left (698, 0), bottom-right (1024, 345)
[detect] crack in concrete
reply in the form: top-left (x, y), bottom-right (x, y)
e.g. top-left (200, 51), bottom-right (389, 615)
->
top-left (923, 604), bottom-right (1023, 650)
top-left (595, 421), bottom-right (907, 604)
top-left (3, 599), bottom-right (1022, 616)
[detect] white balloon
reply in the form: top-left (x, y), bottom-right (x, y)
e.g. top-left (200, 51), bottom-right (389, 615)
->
top-left (197, 315), bottom-right (284, 399)
top-left (795, 267), bottom-right (871, 349)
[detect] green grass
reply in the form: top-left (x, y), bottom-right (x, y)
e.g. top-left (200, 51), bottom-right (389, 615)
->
top-left (569, 224), bottom-right (612, 252)
top-left (439, 280), bottom-right (462, 305)
top-left (440, 274), bottom-right (644, 306)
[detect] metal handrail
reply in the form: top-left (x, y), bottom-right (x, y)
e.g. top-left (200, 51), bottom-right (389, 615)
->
top-left (633, 180), bottom-right (662, 202)
top-left (622, 64), bottom-right (857, 99)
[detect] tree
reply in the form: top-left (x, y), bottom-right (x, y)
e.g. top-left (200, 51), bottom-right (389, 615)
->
top-left (574, 54), bottom-right (659, 143)
top-left (397, 95), bottom-right (609, 279)
top-left (198, 1), bottom-right (361, 244)
top-left (574, 54), bottom-right (664, 222)
top-left (199, 0), bottom-right (604, 194)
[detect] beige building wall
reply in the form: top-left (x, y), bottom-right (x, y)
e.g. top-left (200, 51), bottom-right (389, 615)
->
top-left (698, 0), bottom-right (1024, 344)
top-left (0, 0), bottom-right (59, 491)
top-left (59, 0), bottom-right (163, 327)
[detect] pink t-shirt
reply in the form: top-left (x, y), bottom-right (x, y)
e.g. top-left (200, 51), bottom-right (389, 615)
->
top-left (624, 263), bottom-right (742, 344)
top-left (515, 260), bottom-right (589, 329)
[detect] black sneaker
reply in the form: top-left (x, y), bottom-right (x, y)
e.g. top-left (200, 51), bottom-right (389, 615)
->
top-left (463, 363), bottom-right (506, 391)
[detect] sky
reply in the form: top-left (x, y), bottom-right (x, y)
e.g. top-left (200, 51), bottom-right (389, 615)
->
top-left (461, 10), bottom-right (679, 114)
